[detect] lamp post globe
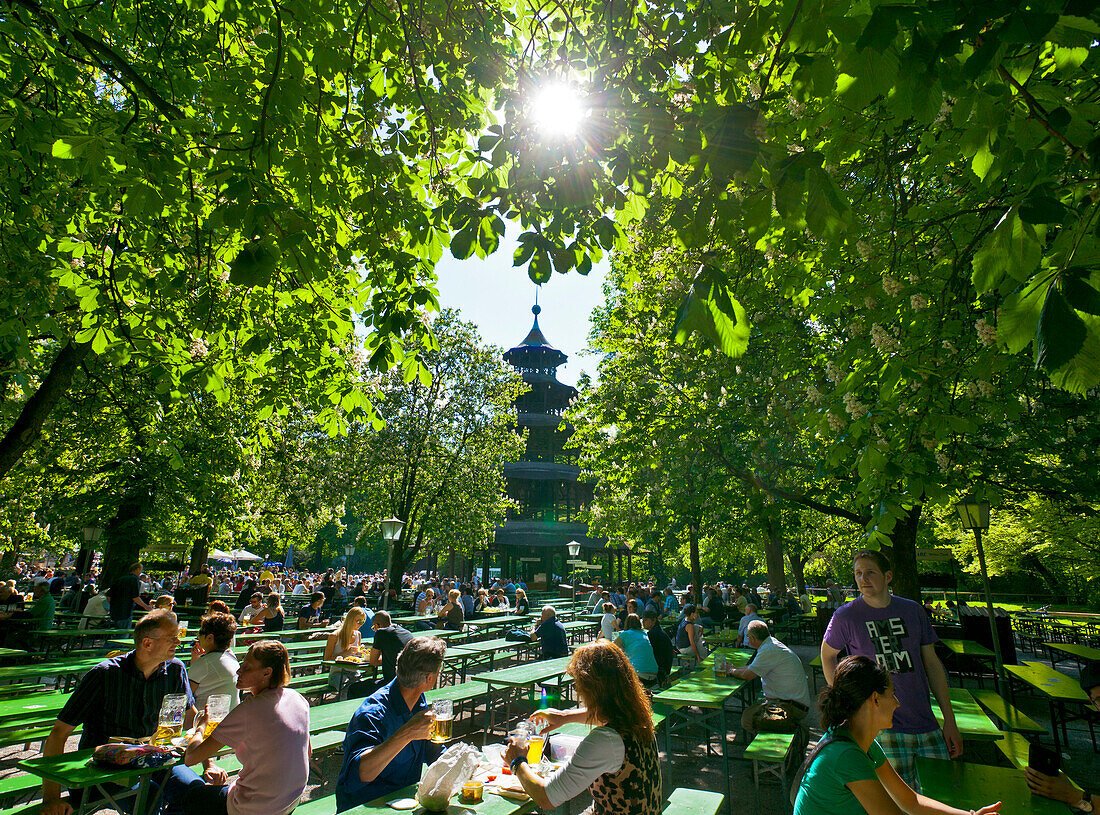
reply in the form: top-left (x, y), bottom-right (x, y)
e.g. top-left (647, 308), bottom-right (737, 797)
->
top-left (380, 517), bottom-right (404, 609)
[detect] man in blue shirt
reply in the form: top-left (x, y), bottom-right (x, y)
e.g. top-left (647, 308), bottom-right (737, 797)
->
top-left (529, 605), bottom-right (568, 660)
top-left (336, 637), bottom-right (446, 811)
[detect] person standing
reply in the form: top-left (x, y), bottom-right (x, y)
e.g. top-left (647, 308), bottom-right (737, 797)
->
top-left (107, 561), bottom-right (152, 629)
top-left (820, 550), bottom-right (961, 790)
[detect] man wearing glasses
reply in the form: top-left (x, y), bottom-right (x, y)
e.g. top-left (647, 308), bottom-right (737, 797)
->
top-left (39, 609), bottom-right (208, 815)
top-left (1027, 660), bottom-right (1100, 813)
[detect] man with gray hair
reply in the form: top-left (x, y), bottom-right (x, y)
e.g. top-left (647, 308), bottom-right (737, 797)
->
top-left (736, 603), bottom-right (763, 647)
top-left (529, 605), bottom-right (568, 660)
top-left (727, 620), bottom-right (811, 737)
top-left (335, 637), bottom-right (446, 812)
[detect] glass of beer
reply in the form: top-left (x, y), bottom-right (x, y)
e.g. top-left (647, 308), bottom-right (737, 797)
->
top-left (153, 693), bottom-right (187, 745)
top-left (431, 699), bottom-right (453, 743)
top-left (177, 621), bottom-right (188, 639)
top-left (527, 733), bottom-right (545, 764)
top-left (204, 694), bottom-right (231, 738)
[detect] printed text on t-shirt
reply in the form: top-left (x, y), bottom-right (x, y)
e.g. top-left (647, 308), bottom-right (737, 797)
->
top-left (863, 618), bottom-right (914, 673)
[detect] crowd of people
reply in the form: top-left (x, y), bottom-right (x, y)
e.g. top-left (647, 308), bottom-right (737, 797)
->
top-left (8, 552), bottom-right (1097, 815)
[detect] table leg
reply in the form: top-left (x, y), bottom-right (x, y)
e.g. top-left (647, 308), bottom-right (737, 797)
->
top-left (722, 708), bottom-right (731, 815)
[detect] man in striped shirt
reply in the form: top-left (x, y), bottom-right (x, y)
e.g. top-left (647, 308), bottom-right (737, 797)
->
top-left (39, 610), bottom-right (208, 815)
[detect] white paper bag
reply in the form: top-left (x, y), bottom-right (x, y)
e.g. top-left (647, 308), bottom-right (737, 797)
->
top-left (416, 742), bottom-right (480, 811)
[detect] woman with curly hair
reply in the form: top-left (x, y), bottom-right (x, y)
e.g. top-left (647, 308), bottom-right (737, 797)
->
top-left (504, 641), bottom-right (661, 815)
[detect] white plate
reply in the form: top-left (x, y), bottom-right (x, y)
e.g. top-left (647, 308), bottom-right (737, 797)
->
top-left (387, 799), bottom-right (419, 810)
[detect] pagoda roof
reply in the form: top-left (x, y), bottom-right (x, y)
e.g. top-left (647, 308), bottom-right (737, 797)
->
top-left (504, 306), bottom-right (567, 369)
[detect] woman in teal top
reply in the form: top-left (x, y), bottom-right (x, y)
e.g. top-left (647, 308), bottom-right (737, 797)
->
top-left (613, 614), bottom-right (659, 681)
top-left (793, 656), bottom-right (1002, 815)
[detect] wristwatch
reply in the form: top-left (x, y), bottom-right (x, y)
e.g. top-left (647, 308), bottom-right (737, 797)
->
top-left (1072, 794), bottom-right (1093, 813)
top-left (510, 755), bottom-right (527, 773)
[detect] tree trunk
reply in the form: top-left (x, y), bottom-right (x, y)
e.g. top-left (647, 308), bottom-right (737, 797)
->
top-left (1021, 553), bottom-right (1069, 604)
top-left (188, 539), bottom-right (209, 575)
top-left (100, 473), bottom-right (156, 591)
top-left (886, 504), bottom-right (922, 601)
top-left (688, 521), bottom-right (702, 605)
top-left (0, 548), bottom-right (18, 577)
top-left (763, 514), bottom-right (788, 597)
top-left (789, 551), bottom-right (806, 595)
top-left (0, 339), bottom-right (90, 481)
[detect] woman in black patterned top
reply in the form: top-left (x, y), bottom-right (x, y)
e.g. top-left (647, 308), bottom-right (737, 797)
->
top-left (504, 642), bottom-right (661, 815)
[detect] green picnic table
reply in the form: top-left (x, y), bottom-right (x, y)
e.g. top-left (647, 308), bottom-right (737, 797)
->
top-left (0, 657), bottom-right (103, 692)
top-left (304, 780), bottom-right (535, 815)
top-left (36, 628), bottom-right (134, 655)
top-left (940, 639), bottom-right (996, 659)
top-left (915, 757), bottom-right (1070, 814)
top-left (0, 691), bottom-right (72, 725)
top-left (930, 687), bottom-right (1003, 741)
top-left (469, 656), bottom-right (573, 736)
top-left (651, 667), bottom-right (745, 807)
top-left (0, 647), bottom-right (28, 659)
top-left (19, 746), bottom-right (173, 815)
top-left (411, 628), bottom-right (463, 640)
top-left (1043, 641), bottom-right (1100, 673)
top-left (1004, 661), bottom-right (1091, 752)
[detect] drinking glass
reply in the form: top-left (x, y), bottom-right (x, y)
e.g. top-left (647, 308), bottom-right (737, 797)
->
top-left (431, 699), bottom-right (453, 743)
top-left (204, 694), bottom-right (231, 738)
top-left (154, 693), bottom-right (187, 745)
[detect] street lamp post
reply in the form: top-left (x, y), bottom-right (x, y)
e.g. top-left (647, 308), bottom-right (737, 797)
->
top-left (567, 541), bottom-right (581, 609)
top-left (344, 543), bottom-right (355, 573)
top-left (77, 526), bottom-right (103, 577)
top-left (956, 499), bottom-right (1005, 696)
top-left (380, 517), bottom-right (404, 610)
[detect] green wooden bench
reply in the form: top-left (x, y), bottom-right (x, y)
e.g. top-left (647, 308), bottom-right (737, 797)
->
top-left (293, 793), bottom-right (336, 815)
top-left (0, 684), bottom-right (49, 699)
top-left (0, 802), bottom-right (40, 815)
top-left (663, 787), bottom-right (725, 815)
top-left (971, 689), bottom-right (1047, 734)
top-left (0, 773), bottom-right (41, 806)
top-left (994, 731), bottom-right (1031, 769)
top-left (744, 731), bottom-right (797, 811)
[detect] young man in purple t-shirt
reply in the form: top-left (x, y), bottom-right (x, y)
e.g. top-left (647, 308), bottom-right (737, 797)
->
top-left (820, 549), bottom-right (961, 789)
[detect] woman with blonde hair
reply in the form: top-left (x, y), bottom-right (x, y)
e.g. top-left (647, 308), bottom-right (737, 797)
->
top-left (504, 642), bottom-right (661, 814)
top-left (325, 607), bottom-right (367, 694)
top-left (514, 587), bottom-right (531, 615)
top-left (436, 588), bottom-right (465, 631)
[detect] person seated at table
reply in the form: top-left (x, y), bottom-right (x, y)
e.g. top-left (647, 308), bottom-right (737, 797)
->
top-left (436, 588), bottom-right (465, 631)
top-left (39, 609), bottom-right (203, 815)
top-left (613, 613), bottom-right (658, 684)
top-left (357, 610), bottom-right (414, 687)
top-left (459, 585), bottom-right (476, 616)
top-left (234, 578), bottom-right (258, 613)
top-left (335, 637), bottom-right (447, 811)
top-left (736, 603), bottom-right (763, 647)
top-left (163, 640), bottom-right (310, 815)
top-left (0, 582), bottom-right (56, 645)
top-left (531, 605), bottom-right (569, 660)
top-left (506, 641), bottom-right (662, 814)
top-left (489, 588), bottom-right (509, 609)
top-left (251, 593), bottom-right (284, 632)
top-left (662, 586), bottom-right (680, 618)
top-left (189, 612), bottom-right (240, 712)
top-left (326, 607), bottom-right (367, 693)
top-left (675, 604), bottom-right (707, 662)
top-left (296, 591), bottom-right (329, 629)
top-left (699, 586), bottom-right (725, 629)
top-left (799, 588), bottom-right (812, 613)
top-left (416, 588), bottom-right (439, 617)
top-left (351, 596), bottom-right (375, 631)
top-left (1026, 660), bottom-right (1099, 812)
top-left (0, 580), bottom-right (22, 614)
top-left (727, 620), bottom-right (811, 743)
top-left (154, 594), bottom-right (176, 611)
top-left (642, 610), bottom-right (675, 686)
top-left (473, 587), bottom-right (491, 612)
top-left (238, 593), bottom-right (265, 627)
top-left (78, 588), bottom-right (110, 629)
top-left (792, 655), bottom-right (1001, 815)
top-left (514, 587), bottom-right (531, 615)
top-left (58, 580), bottom-right (84, 612)
top-left (599, 601), bottom-right (619, 640)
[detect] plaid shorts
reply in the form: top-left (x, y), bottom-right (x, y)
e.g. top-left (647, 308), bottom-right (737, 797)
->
top-left (877, 728), bottom-right (949, 791)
